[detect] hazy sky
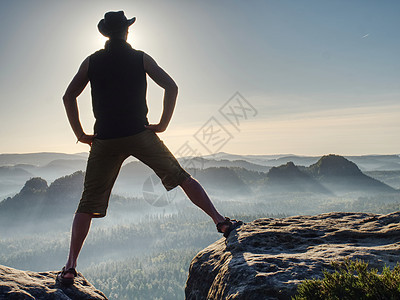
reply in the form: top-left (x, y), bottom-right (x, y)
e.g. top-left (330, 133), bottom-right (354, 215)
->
top-left (0, 0), bottom-right (399, 156)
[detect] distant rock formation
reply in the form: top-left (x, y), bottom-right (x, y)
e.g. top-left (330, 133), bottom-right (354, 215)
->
top-left (262, 155), bottom-right (396, 196)
top-left (308, 155), bottom-right (395, 194)
top-left (309, 154), bottom-right (363, 176)
top-left (265, 162), bottom-right (331, 194)
top-left (185, 212), bottom-right (400, 300)
top-left (0, 172), bottom-right (84, 222)
top-left (0, 265), bottom-right (107, 299)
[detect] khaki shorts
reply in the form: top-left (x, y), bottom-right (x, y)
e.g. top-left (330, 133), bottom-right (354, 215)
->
top-left (76, 129), bottom-right (191, 217)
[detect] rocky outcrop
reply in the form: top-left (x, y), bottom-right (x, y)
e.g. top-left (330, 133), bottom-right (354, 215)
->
top-left (185, 212), bottom-right (400, 300)
top-left (308, 155), bottom-right (396, 194)
top-left (0, 172), bottom-right (84, 228)
top-left (265, 162), bottom-right (331, 194)
top-left (0, 265), bottom-right (107, 299)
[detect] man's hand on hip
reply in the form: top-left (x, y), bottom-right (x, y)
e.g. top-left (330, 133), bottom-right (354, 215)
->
top-left (78, 134), bottom-right (97, 146)
top-left (145, 123), bottom-right (167, 133)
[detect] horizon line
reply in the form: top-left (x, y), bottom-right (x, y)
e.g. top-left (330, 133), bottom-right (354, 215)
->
top-left (0, 151), bottom-right (399, 157)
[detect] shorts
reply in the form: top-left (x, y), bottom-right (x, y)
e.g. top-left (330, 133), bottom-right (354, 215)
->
top-left (76, 129), bottom-right (191, 217)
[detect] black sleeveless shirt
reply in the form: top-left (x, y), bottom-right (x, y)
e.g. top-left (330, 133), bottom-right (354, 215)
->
top-left (88, 39), bottom-right (148, 139)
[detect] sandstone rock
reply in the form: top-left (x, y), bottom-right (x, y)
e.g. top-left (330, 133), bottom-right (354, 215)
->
top-left (0, 265), bottom-right (107, 300)
top-left (185, 212), bottom-right (400, 300)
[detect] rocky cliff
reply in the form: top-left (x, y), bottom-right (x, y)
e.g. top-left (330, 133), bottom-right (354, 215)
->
top-left (0, 265), bottom-right (107, 299)
top-left (185, 212), bottom-right (400, 300)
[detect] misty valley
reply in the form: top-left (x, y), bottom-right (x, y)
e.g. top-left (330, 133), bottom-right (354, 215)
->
top-left (0, 152), bottom-right (400, 299)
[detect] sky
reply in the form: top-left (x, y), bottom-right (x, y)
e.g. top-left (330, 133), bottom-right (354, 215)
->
top-left (0, 0), bottom-right (399, 156)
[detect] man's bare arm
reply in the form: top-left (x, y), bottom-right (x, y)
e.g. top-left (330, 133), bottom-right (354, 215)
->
top-left (63, 57), bottom-right (95, 145)
top-left (143, 53), bottom-right (178, 133)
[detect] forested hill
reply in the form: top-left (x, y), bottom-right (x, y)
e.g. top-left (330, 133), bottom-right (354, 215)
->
top-left (307, 154), bottom-right (396, 194)
top-left (0, 155), bottom-right (398, 228)
top-left (0, 171), bottom-right (147, 233)
top-left (264, 162), bottom-right (332, 194)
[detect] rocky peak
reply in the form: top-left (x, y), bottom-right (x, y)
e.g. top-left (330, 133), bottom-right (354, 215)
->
top-left (309, 154), bottom-right (362, 177)
top-left (20, 177), bottom-right (48, 194)
top-left (267, 161), bottom-right (304, 180)
top-left (185, 212), bottom-right (400, 299)
top-left (46, 171), bottom-right (84, 199)
top-left (265, 161), bottom-right (331, 194)
top-left (306, 154), bottom-right (396, 194)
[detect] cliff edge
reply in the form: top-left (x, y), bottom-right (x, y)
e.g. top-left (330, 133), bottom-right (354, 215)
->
top-left (0, 265), bottom-right (107, 300)
top-left (185, 212), bottom-right (400, 300)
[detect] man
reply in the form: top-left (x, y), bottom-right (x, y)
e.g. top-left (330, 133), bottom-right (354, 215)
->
top-left (58, 11), bottom-right (241, 285)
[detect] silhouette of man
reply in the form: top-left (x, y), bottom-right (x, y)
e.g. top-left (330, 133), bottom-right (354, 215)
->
top-left (59, 11), bottom-right (240, 285)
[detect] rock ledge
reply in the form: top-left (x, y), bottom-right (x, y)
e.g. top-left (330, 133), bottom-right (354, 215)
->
top-left (0, 265), bottom-right (107, 300)
top-left (185, 212), bottom-right (400, 300)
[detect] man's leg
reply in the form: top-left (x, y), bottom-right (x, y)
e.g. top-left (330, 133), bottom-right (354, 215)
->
top-left (61, 138), bottom-right (126, 279)
top-left (62, 213), bottom-right (92, 279)
top-left (180, 177), bottom-right (225, 225)
top-left (129, 130), bottom-right (233, 233)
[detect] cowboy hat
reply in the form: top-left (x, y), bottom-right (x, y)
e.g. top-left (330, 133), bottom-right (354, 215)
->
top-left (98, 11), bottom-right (136, 37)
